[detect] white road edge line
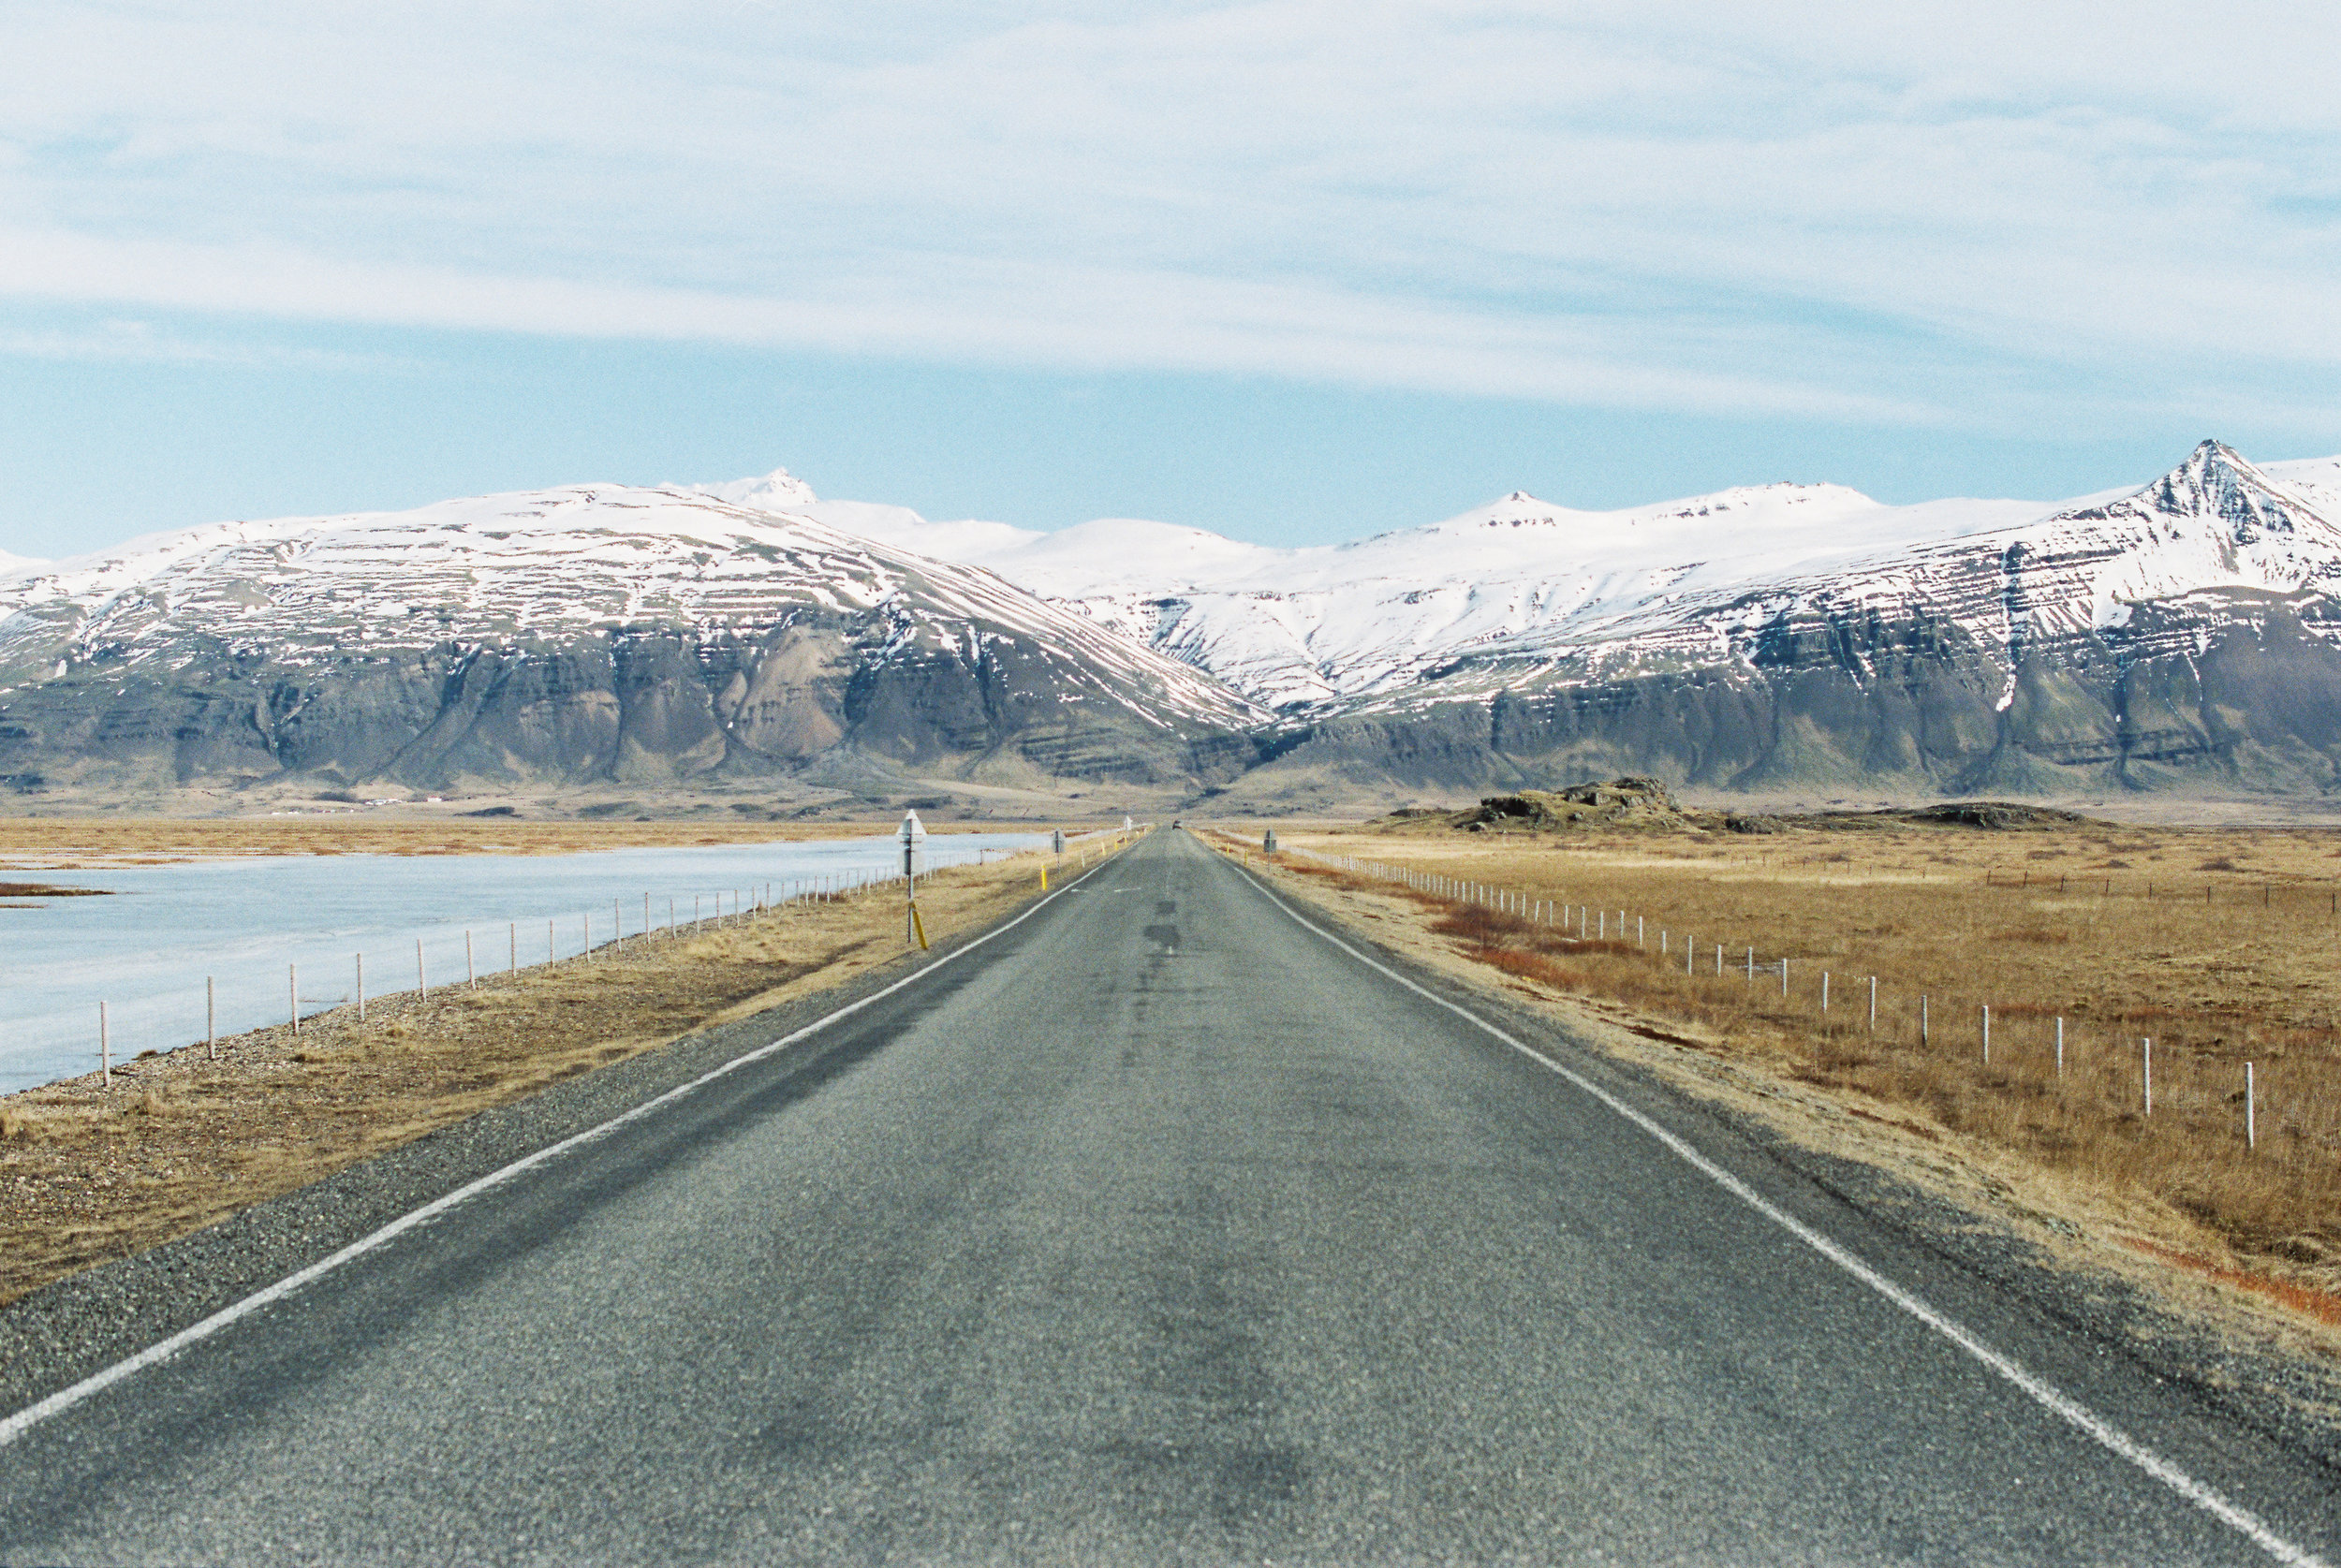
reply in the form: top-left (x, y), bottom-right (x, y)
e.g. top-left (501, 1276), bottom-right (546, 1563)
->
top-left (1238, 862), bottom-right (2328, 1568)
top-left (0, 856), bottom-right (1112, 1450)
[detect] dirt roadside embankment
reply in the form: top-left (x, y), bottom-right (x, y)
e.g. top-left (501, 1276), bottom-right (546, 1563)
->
top-left (0, 839), bottom-right (1127, 1312)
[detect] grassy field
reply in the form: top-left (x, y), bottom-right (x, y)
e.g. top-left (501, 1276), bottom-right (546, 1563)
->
top-left (0, 840), bottom-right (1117, 1308)
top-left (1237, 816), bottom-right (2341, 1326)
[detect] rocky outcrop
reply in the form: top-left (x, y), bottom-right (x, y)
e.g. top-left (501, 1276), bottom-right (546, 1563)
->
top-left (1461, 778), bottom-right (1685, 831)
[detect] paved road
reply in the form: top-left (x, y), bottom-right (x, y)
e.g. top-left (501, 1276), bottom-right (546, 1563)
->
top-left (4, 829), bottom-right (2336, 1564)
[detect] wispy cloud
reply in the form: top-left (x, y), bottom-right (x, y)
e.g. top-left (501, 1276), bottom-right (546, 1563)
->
top-left (0, 313), bottom-right (407, 371)
top-left (3, 1), bottom-right (2337, 433)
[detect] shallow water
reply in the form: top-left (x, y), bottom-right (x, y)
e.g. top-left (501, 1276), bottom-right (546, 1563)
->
top-left (0, 831), bottom-right (1047, 1095)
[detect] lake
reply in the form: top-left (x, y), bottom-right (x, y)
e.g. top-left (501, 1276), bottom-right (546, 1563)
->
top-left (0, 830), bottom-right (1049, 1094)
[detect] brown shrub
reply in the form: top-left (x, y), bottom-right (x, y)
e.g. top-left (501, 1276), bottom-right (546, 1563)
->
top-left (1429, 906), bottom-right (1534, 945)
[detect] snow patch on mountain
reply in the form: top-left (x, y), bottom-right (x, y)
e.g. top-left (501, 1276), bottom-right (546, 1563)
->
top-left (795, 499), bottom-right (1044, 564)
top-left (0, 483), bottom-right (1264, 733)
top-left (685, 466), bottom-right (819, 512)
top-left (2260, 453), bottom-right (2341, 519)
top-left (681, 439), bottom-right (2341, 717)
top-left (0, 550), bottom-right (46, 610)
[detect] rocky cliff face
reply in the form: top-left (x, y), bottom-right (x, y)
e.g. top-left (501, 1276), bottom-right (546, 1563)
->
top-left (774, 440), bottom-right (2341, 810)
top-left (0, 486), bottom-right (1264, 803)
top-left (1221, 444), bottom-right (2341, 805)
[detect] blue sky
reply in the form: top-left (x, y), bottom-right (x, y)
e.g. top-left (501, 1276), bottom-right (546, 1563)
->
top-left (4, 1), bottom-right (2338, 558)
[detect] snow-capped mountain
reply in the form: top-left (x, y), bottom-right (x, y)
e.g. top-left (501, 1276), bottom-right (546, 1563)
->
top-left (712, 440), bottom-right (2341, 802)
top-left (682, 465), bottom-right (819, 513)
top-left (765, 446), bottom-right (2341, 718)
top-left (2, 440), bottom-right (2336, 808)
top-left (1294, 440), bottom-right (2341, 713)
top-left (0, 549), bottom-right (45, 599)
top-left (0, 484), bottom-right (1262, 800)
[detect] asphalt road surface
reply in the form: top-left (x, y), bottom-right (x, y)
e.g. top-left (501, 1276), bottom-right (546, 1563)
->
top-left (4, 829), bottom-right (2336, 1564)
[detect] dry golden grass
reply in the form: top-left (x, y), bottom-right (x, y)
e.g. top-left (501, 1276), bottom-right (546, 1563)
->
top-left (1239, 819), bottom-right (2341, 1323)
top-left (0, 816), bottom-right (1050, 865)
top-left (0, 842), bottom-right (1113, 1308)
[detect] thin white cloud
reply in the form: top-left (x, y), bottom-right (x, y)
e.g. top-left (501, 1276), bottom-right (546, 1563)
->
top-left (0, 221), bottom-right (1938, 421)
top-left (0, 315), bottom-right (406, 371)
top-left (2, 0), bottom-right (2336, 431)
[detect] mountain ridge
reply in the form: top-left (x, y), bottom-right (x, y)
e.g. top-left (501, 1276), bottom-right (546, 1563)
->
top-left (1, 441), bottom-right (2337, 812)
top-left (737, 439), bottom-right (2341, 807)
top-left (0, 484), bottom-right (1264, 808)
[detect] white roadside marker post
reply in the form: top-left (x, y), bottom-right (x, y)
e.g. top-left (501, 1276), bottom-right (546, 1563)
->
top-left (99, 1002), bottom-right (110, 1087)
top-left (2245, 1061), bottom-right (2257, 1150)
top-left (2143, 1038), bottom-right (2153, 1116)
top-left (1868, 976), bottom-right (1877, 1034)
top-left (1982, 1004), bottom-right (1991, 1065)
top-left (417, 939), bottom-right (427, 1000)
top-left (2055, 1017), bottom-right (2065, 1078)
top-left (206, 976), bottom-right (216, 1061)
top-left (289, 964), bottom-right (299, 1034)
top-left (902, 810), bottom-right (927, 949)
top-left (357, 954), bottom-right (365, 1021)
top-left (466, 931), bottom-right (476, 989)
